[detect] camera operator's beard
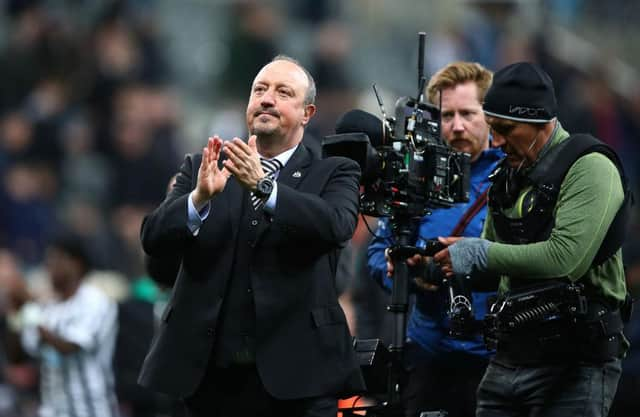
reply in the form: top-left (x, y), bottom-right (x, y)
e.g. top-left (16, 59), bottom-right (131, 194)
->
top-left (449, 136), bottom-right (471, 150)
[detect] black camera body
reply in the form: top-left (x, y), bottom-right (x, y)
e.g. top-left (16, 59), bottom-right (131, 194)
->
top-left (323, 96), bottom-right (470, 219)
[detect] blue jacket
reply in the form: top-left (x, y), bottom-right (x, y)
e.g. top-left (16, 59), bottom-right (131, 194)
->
top-left (367, 147), bottom-right (503, 360)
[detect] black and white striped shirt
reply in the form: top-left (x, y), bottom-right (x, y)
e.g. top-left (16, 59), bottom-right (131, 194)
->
top-left (22, 283), bottom-right (119, 417)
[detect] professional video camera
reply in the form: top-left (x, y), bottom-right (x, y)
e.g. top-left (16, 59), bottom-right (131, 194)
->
top-left (323, 33), bottom-right (472, 417)
top-left (323, 69), bottom-right (470, 219)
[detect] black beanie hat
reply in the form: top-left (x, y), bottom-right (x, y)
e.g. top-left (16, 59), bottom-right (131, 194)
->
top-left (483, 62), bottom-right (557, 123)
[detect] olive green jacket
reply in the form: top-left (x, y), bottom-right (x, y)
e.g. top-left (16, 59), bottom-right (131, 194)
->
top-left (483, 122), bottom-right (627, 303)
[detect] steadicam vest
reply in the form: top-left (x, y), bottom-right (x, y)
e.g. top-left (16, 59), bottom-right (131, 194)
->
top-left (488, 134), bottom-right (633, 266)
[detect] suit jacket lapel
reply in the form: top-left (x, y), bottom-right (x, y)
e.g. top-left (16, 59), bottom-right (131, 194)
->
top-left (254, 143), bottom-right (313, 243)
top-left (277, 142), bottom-right (312, 189)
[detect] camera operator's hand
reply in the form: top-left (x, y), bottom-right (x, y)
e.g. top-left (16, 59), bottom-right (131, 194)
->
top-left (433, 237), bottom-right (461, 277)
top-left (434, 237), bottom-right (490, 277)
top-left (384, 249), bottom-right (439, 291)
top-left (384, 249), bottom-right (422, 277)
top-left (384, 248), bottom-right (394, 276)
top-left (414, 275), bottom-right (439, 292)
top-left (414, 258), bottom-right (447, 292)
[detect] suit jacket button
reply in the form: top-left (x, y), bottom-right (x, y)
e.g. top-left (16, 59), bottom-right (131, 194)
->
top-left (206, 327), bottom-right (215, 337)
top-left (251, 220), bottom-right (258, 226)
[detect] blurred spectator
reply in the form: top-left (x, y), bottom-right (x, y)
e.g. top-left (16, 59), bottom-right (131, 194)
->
top-left (580, 66), bottom-right (627, 151)
top-left (0, 111), bottom-right (36, 172)
top-left (107, 84), bottom-right (179, 209)
top-left (109, 203), bottom-right (151, 279)
top-left (218, 1), bottom-right (279, 102)
top-left (57, 113), bottom-right (112, 208)
top-left (22, 77), bottom-right (72, 170)
top-left (88, 10), bottom-right (146, 131)
top-left (340, 218), bottom-right (393, 343)
top-left (0, 248), bottom-right (39, 417)
top-left (0, 160), bottom-right (59, 264)
top-left (609, 253), bottom-right (640, 417)
top-left (112, 173), bottom-right (182, 417)
top-left (288, 0), bottom-right (336, 25)
top-left (4, 233), bottom-right (119, 417)
top-left (114, 274), bottom-right (176, 417)
top-left (307, 20), bottom-right (357, 141)
top-left (0, 0), bottom-right (50, 112)
top-left (620, 87), bottom-right (640, 195)
top-left (58, 199), bottom-right (124, 272)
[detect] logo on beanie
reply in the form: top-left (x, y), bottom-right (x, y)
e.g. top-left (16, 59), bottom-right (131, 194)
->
top-left (509, 105), bottom-right (546, 117)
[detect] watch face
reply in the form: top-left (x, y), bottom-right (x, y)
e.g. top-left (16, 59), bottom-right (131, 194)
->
top-left (256, 177), bottom-right (274, 197)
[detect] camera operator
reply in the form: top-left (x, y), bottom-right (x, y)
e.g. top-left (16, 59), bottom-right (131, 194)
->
top-left (434, 62), bottom-right (632, 417)
top-left (368, 61), bottom-right (503, 417)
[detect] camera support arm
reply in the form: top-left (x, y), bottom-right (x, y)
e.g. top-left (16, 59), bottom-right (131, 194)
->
top-left (386, 236), bottom-right (413, 403)
top-left (386, 218), bottom-right (446, 403)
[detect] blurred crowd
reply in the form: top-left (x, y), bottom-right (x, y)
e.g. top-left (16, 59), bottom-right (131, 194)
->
top-left (0, 0), bottom-right (638, 416)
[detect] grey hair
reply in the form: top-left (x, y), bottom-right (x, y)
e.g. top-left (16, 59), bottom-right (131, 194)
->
top-left (270, 54), bottom-right (316, 105)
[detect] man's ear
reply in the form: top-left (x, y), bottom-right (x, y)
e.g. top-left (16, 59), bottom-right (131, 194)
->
top-left (302, 104), bottom-right (316, 126)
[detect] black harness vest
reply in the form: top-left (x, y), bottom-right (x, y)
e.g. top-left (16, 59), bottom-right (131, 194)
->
top-left (488, 133), bottom-right (633, 267)
top-left (485, 135), bottom-right (634, 362)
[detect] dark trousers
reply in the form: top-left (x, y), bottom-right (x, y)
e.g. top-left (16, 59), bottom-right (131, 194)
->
top-left (403, 343), bottom-right (489, 417)
top-left (183, 364), bottom-right (337, 417)
top-left (476, 358), bottom-right (622, 417)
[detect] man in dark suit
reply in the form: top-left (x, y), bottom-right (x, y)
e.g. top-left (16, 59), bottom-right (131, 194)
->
top-left (138, 55), bottom-right (364, 417)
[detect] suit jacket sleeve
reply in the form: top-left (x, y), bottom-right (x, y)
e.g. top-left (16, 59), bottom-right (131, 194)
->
top-left (140, 154), bottom-right (200, 258)
top-left (271, 157), bottom-right (360, 249)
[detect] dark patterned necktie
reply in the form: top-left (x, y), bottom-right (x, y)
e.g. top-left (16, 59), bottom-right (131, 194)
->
top-left (251, 158), bottom-right (283, 210)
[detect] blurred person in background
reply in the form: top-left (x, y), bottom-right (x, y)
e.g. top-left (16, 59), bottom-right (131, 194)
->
top-left (434, 62), bottom-right (632, 417)
top-left (114, 259), bottom-right (179, 417)
top-left (113, 173), bottom-right (182, 417)
top-left (368, 61), bottom-right (502, 417)
top-left (4, 233), bottom-right (119, 417)
top-left (609, 234), bottom-right (640, 417)
top-left (138, 55), bottom-right (364, 417)
top-left (218, 1), bottom-right (279, 103)
top-left (0, 248), bottom-right (39, 417)
top-left (306, 19), bottom-right (357, 144)
top-left (0, 159), bottom-right (59, 264)
top-left (107, 83), bottom-right (179, 209)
